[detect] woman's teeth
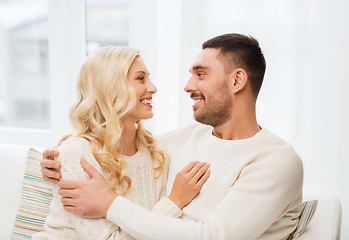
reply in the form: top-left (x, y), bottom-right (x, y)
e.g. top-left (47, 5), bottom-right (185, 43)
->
top-left (141, 99), bottom-right (152, 105)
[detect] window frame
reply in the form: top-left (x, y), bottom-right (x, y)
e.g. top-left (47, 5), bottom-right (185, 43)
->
top-left (0, 0), bottom-right (188, 146)
top-left (0, 0), bottom-right (86, 147)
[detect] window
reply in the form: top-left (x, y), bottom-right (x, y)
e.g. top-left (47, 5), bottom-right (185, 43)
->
top-left (0, 0), bottom-right (147, 146)
top-left (86, 0), bottom-right (130, 54)
top-left (0, 0), bottom-right (86, 146)
top-left (0, 0), bottom-right (49, 129)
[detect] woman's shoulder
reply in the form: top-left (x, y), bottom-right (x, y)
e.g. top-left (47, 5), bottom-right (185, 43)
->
top-left (57, 136), bottom-right (103, 176)
top-left (57, 136), bottom-right (94, 164)
top-left (59, 136), bottom-right (91, 153)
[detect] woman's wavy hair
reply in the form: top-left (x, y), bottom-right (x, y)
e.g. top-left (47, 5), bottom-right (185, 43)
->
top-left (69, 46), bottom-right (166, 195)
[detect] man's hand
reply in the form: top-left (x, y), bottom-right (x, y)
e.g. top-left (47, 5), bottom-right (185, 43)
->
top-left (41, 148), bottom-right (61, 184)
top-left (168, 161), bottom-right (210, 209)
top-left (40, 135), bottom-right (71, 183)
top-left (58, 158), bottom-right (117, 218)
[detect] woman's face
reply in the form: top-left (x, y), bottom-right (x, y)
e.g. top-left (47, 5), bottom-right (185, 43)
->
top-left (125, 56), bottom-right (157, 122)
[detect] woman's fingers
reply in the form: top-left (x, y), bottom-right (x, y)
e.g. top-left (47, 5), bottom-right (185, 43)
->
top-left (180, 161), bottom-right (200, 173)
top-left (196, 167), bottom-right (210, 188)
top-left (168, 161), bottom-right (211, 209)
top-left (191, 163), bottom-right (210, 183)
top-left (187, 162), bottom-right (208, 179)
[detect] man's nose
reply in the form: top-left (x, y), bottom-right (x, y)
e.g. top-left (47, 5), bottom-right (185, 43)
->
top-left (184, 76), bottom-right (196, 93)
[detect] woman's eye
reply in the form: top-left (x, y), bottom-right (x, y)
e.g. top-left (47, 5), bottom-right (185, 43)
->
top-left (137, 76), bottom-right (145, 81)
top-left (198, 73), bottom-right (205, 77)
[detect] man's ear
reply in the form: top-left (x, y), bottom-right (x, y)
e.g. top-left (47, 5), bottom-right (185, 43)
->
top-left (230, 68), bottom-right (248, 94)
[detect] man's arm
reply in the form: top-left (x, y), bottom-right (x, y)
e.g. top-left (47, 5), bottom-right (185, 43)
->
top-left (58, 158), bottom-right (117, 218)
top-left (94, 152), bottom-right (303, 240)
top-left (58, 159), bottom-right (210, 218)
top-left (45, 143), bottom-right (302, 240)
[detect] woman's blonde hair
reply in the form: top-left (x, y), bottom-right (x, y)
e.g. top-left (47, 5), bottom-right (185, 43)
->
top-left (69, 46), bottom-right (166, 195)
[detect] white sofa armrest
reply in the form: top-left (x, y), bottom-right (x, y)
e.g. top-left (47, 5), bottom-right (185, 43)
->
top-left (300, 196), bottom-right (342, 240)
top-left (0, 144), bottom-right (45, 239)
top-left (0, 144), bottom-right (30, 239)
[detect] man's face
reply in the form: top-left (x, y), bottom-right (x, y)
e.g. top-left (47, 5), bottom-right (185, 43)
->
top-left (185, 48), bottom-right (233, 127)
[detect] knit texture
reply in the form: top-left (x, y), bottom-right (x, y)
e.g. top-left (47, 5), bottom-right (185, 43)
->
top-left (107, 124), bottom-right (303, 240)
top-left (32, 136), bottom-right (177, 240)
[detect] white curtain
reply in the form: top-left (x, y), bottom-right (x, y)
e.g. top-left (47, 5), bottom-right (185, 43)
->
top-left (201, 0), bottom-right (349, 237)
top-left (138, 0), bottom-right (349, 237)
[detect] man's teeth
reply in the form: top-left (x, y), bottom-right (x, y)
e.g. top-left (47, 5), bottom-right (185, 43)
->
top-left (141, 99), bottom-right (152, 104)
top-left (194, 99), bottom-right (202, 105)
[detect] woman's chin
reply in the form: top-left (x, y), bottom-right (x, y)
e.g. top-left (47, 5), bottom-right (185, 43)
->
top-left (143, 113), bottom-right (154, 120)
top-left (136, 112), bottom-right (154, 121)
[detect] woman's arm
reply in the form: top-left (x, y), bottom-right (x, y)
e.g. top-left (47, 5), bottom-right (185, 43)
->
top-left (147, 161), bottom-right (210, 218)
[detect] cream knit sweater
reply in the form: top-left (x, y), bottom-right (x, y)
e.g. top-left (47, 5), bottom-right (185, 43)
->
top-left (106, 124), bottom-right (303, 240)
top-left (32, 136), bottom-right (181, 240)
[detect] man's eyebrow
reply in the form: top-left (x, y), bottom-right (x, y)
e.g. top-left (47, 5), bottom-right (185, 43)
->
top-left (189, 65), bottom-right (208, 73)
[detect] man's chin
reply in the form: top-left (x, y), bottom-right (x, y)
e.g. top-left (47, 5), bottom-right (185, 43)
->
top-left (193, 112), bottom-right (207, 125)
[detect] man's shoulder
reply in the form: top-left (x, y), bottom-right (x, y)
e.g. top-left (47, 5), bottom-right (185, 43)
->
top-left (259, 128), bottom-right (294, 151)
top-left (257, 128), bottom-right (303, 170)
top-left (158, 123), bottom-right (210, 143)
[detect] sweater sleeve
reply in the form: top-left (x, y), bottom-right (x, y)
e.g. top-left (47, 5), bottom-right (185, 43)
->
top-left (106, 150), bottom-right (303, 240)
top-left (151, 155), bottom-right (183, 218)
top-left (43, 138), bottom-right (134, 240)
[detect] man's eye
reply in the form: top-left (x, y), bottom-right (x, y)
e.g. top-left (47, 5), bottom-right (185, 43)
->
top-left (198, 73), bottom-right (205, 77)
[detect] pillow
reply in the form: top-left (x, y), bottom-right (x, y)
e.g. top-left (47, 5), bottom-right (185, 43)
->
top-left (291, 200), bottom-right (318, 239)
top-left (11, 148), bottom-right (53, 240)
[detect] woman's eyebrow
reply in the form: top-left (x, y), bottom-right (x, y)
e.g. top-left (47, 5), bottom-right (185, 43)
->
top-left (135, 71), bottom-right (150, 75)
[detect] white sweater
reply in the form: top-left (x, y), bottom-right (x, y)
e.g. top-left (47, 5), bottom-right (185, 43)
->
top-left (106, 124), bottom-right (303, 240)
top-left (32, 137), bottom-right (181, 240)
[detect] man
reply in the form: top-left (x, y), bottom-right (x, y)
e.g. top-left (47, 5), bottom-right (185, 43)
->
top-left (41, 33), bottom-right (303, 239)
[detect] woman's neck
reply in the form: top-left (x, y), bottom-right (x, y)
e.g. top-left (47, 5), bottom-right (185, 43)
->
top-left (121, 121), bottom-right (138, 156)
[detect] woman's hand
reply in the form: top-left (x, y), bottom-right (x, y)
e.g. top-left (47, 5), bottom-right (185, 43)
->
top-left (40, 135), bottom-right (71, 184)
top-left (168, 161), bottom-right (210, 209)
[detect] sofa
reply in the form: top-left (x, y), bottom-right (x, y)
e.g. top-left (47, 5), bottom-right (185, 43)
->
top-left (0, 144), bottom-right (31, 239)
top-left (0, 144), bottom-right (47, 239)
top-left (0, 144), bottom-right (342, 239)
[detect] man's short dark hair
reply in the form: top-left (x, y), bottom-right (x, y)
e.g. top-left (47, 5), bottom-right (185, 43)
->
top-left (202, 33), bottom-right (266, 98)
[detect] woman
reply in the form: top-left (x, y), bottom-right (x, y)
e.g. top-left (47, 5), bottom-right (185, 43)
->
top-left (32, 46), bottom-right (210, 239)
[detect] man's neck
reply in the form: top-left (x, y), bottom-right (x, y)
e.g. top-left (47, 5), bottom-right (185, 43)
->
top-left (212, 106), bottom-right (260, 140)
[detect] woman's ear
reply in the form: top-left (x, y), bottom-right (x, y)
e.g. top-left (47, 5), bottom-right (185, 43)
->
top-left (230, 68), bottom-right (247, 94)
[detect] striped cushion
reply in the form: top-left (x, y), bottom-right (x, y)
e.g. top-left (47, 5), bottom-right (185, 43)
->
top-left (291, 200), bottom-right (318, 239)
top-left (11, 148), bottom-right (53, 240)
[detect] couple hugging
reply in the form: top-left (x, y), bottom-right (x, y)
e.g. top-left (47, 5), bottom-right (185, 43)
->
top-left (33, 33), bottom-right (303, 240)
